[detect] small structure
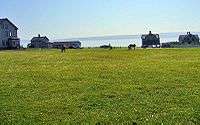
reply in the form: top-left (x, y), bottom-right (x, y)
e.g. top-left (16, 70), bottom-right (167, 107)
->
top-left (0, 18), bottom-right (20, 49)
top-left (100, 43), bottom-right (112, 49)
top-left (179, 32), bottom-right (199, 44)
top-left (141, 31), bottom-right (160, 48)
top-left (161, 41), bottom-right (179, 48)
top-left (53, 41), bottom-right (81, 49)
top-left (100, 45), bottom-right (110, 49)
top-left (29, 34), bottom-right (52, 48)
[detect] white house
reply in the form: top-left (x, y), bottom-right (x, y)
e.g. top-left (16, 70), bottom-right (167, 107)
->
top-left (29, 34), bottom-right (52, 48)
top-left (0, 18), bottom-right (20, 49)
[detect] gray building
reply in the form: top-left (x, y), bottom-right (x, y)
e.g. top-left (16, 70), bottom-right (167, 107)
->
top-left (53, 41), bottom-right (81, 49)
top-left (29, 34), bottom-right (52, 48)
top-left (179, 32), bottom-right (199, 44)
top-left (0, 18), bottom-right (20, 49)
top-left (141, 31), bottom-right (160, 48)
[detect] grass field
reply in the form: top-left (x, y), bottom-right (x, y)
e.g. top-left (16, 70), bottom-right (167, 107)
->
top-left (0, 48), bottom-right (200, 124)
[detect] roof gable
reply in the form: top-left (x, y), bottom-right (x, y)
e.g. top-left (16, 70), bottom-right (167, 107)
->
top-left (179, 34), bottom-right (199, 41)
top-left (142, 34), bottom-right (159, 40)
top-left (0, 18), bottom-right (18, 30)
top-left (31, 36), bottom-right (49, 42)
top-left (53, 40), bottom-right (81, 44)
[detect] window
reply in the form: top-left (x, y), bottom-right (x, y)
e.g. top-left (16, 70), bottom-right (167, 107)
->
top-left (5, 24), bottom-right (8, 29)
top-left (1, 23), bottom-right (4, 29)
top-left (6, 31), bottom-right (9, 37)
top-left (2, 40), bottom-right (5, 46)
top-left (0, 24), bottom-right (3, 29)
top-left (6, 31), bottom-right (12, 37)
top-left (12, 32), bottom-right (15, 37)
top-left (192, 38), bottom-right (195, 41)
top-left (142, 36), bottom-right (146, 39)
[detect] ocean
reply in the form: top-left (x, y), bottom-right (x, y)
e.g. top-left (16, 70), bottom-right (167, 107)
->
top-left (74, 33), bottom-right (181, 47)
top-left (79, 35), bottom-right (178, 47)
top-left (21, 32), bottom-right (200, 48)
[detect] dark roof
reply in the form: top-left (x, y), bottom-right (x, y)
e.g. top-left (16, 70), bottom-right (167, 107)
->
top-left (0, 18), bottom-right (18, 30)
top-left (53, 41), bottom-right (81, 44)
top-left (141, 34), bottom-right (160, 40)
top-left (179, 32), bottom-right (199, 42)
top-left (141, 31), bottom-right (160, 40)
top-left (31, 36), bottom-right (49, 42)
top-left (179, 35), bottom-right (199, 40)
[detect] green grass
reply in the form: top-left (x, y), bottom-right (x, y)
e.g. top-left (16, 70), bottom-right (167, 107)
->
top-left (0, 48), bottom-right (200, 124)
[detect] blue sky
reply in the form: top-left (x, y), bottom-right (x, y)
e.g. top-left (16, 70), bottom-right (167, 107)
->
top-left (1, 0), bottom-right (200, 39)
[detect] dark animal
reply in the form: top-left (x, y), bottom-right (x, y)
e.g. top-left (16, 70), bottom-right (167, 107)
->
top-left (61, 45), bottom-right (66, 53)
top-left (109, 45), bottom-right (113, 50)
top-left (128, 44), bottom-right (136, 50)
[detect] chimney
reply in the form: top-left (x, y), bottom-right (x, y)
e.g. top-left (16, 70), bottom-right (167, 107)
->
top-left (187, 32), bottom-right (191, 35)
top-left (38, 34), bottom-right (41, 37)
top-left (149, 31), bottom-right (152, 34)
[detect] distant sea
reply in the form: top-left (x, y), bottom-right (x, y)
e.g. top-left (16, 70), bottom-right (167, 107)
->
top-left (21, 32), bottom-right (200, 48)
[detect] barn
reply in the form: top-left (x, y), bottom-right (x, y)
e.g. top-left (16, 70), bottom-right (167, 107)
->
top-left (52, 41), bottom-right (81, 49)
